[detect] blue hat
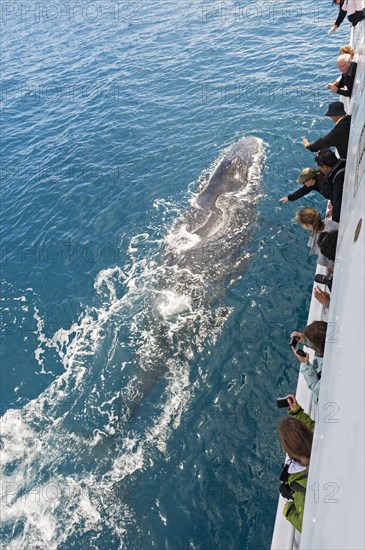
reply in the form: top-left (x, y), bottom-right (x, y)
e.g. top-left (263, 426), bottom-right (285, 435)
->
top-left (324, 101), bottom-right (347, 117)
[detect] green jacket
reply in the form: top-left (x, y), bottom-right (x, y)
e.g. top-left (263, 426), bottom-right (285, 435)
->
top-left (289, 404), bottom-right (315, 431)
top-left (282, 469), bottom-right (308, 532)
top-left (282, 405), bottom-right (315, 532)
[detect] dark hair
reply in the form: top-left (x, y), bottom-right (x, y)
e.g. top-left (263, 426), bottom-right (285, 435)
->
top-left (315, 149), bottom-right (338, 168)
top-left (279, 417), bottom-right (313, 461)
top-left (304, 321), bottom-right (328, 356)
top-left (318, 231), bottom-right (338, 261)
top-left (296, 208), bottom-right (325, 232)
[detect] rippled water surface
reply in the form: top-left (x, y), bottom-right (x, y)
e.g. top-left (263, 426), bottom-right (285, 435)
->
top-left (1, 1), bottom-right (348, 548)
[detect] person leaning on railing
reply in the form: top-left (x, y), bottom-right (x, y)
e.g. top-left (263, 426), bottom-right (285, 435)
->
top-left (329, 0), bottom-right (365, 34)
top-left (302, 101), bottom-right (351, 160)
top-left (315, 149), bottom-right (346, 223)
top-left (290, 321), bottom-right (328, 403)
top-left (279, 167), bottom-right (330, 204)
top-left (278, 395), bottom-right (314, 533)
top-left (295, 207), bottom-right (339, 268)
top-left (313, 230), bottom-right (339, 309)
top-left (327, 53), bottom-right (357, 98)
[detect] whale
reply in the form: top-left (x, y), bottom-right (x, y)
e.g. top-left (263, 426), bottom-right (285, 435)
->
top-left (117, 136), bottom-right (264, 423)
top-left (0, 138), bottom-right (264, 542)
top-left (38, 136), bottom-right (263, 436)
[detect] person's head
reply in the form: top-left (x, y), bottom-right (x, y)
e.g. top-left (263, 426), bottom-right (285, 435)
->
top-left (303, 321), bottom-right (328, 357)
top-left (318, 231), bottom-right (338, 261)
top-left (297, 167), bottom-right (319, 188)
top-left (296, 207), bottom-right (324, 232)
top-left (324, 101), bottom-right (347, 123)
top-left (315, 149), bottom-right (339, 174)
top-left (339, 44), bottom-right (354, 59)
top-left (337, 53), bottom-right (352, 74)
top-left (279, 417), bottom-right (313, 466)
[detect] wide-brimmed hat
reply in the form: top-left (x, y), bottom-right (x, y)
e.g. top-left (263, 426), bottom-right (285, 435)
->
top-left (324, 101), bottom-right (347, 117)
top-left (297, 167), bottom-right (318, 183)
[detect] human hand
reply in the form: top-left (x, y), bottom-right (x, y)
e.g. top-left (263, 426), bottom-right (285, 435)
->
top-left (280, 484), bottom-right (293, 500)
top-left (279, 197), bottom-right (289, 203)
top-left (292, 347), bottom-right (309, 363)
top-left (287, 394), bottom-right (298, 410)
top-left (330, 83), bottom-right (339, 93)
top-left (314, 286), bottom-right (331, 306)
top-left (302, 137), bottom-right (310, 148)
top-left (290, 331), bottom-right (304, 343)
top-left (328, 24), bottom-right (337, 33)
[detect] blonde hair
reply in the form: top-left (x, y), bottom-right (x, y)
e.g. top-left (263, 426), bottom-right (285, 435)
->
top-left (339, 44), bottom-right (354, 59)
top-left (296, 208), bottom-right (324, 232)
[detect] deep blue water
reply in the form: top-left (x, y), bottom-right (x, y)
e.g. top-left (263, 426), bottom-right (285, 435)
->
top-left (1, 1), bottom-right (349, 548)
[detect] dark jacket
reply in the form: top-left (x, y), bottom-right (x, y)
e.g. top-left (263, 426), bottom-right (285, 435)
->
top-left (287, 178), bottom-right (331, 202)
top-left (335, 2), bottom-right (365, 27)
top-left (326, 160), bottom-right (346, 222)
top-left (334, 5), bottom-right (347, 28)
top-left (336, 62), bottom-right (357, 98)
top-left (306, 115), bottom-right (351, 160)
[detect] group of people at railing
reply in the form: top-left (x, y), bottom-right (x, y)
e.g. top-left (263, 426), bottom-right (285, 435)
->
top-left (273, 18), bottom-right (362, 534)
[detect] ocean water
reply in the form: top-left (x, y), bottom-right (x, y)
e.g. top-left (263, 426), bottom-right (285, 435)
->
top-left (0, 1), bottom-right (350, 548)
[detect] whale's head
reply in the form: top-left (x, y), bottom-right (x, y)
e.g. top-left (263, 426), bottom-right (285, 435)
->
top-left (210, 136), bottom-right (261, 188)
top-left (217, 155), bottom-right (248, 185)
top-left (177, 136), bottom-right (263, 248)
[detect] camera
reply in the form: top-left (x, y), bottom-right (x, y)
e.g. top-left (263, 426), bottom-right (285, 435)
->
top-left (276, 397), bottom-right (290, 408)
top-left (314, 273), bottom-right (333, 291)
top-left (290, 336), bottom-right (298, 348)
top-left (290, 336), bottom-right (306, 357)
top-left (280, 482), bottom-right (294, 501)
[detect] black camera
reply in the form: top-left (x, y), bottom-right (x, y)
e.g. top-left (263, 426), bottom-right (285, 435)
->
top-left (276, 397), bottom-right (290, 408)
top-left (314, 273), bottom-right (333, 291)
top-left (290, 336), bottom-right (298, 348)
top-left (279, 482), bottom-right (294, 501)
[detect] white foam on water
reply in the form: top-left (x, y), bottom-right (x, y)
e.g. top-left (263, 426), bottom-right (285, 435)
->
top-left (164, 223), bottom-right (201, 253)
top-left (1, 138), bottom-right (264, 547)
top-left (1, 404), bottom-right (131, 548)
top-left (1, 247), bottom-right (199, 546)
top-left (110, 437), bottom-right (145, 482)
top-left (145, 361), bottom-right (192, 453)
top-left (94, 266), bottom-right (127, 303)
top-left (155, 289), bottom-right (192, 318)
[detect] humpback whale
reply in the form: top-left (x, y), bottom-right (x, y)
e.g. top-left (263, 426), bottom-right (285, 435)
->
top-left (119, 136), bottom-right (263, 422)
top-left (0, 138), bottom-right (264, 542)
